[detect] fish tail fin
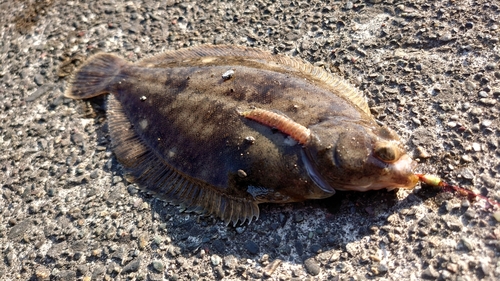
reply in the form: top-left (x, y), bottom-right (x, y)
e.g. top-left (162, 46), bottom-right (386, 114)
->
top-left (65, 53), bottom-right (127, 99)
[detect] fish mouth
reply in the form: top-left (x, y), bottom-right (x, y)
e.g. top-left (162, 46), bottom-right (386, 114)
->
top-left (392, 155), bottom-right (419, 188)
top-left (339, 154), bottom-right (419, 192)
top-left (374, 154), bottom-right (419, 190)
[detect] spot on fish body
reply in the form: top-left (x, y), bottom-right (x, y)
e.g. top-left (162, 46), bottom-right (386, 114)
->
top-left (168, 148), bottom-right (176, 158)
top-left (222, 69), bottom-right (235, 80)
top-left (139, 119), bottom-right (148, 130)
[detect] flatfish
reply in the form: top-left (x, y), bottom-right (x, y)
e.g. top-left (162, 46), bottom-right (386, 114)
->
top-left (66, 45), bottom-right (418, 225)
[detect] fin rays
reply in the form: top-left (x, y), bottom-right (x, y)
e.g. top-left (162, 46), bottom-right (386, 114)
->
top-left (107, 95), bottom-right (259, 225)
top-left (65, 53), bottom-right (127, 99)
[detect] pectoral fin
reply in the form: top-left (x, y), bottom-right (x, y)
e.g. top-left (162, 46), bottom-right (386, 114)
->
top-left (301, 149), bottom-right (336, 194)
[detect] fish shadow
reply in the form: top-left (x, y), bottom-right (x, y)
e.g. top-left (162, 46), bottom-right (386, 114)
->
top-left (140, 184), bottom-right (447, 276)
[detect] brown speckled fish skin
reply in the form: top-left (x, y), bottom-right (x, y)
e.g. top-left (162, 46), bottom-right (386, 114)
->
top-left (66, 45), bottom-right (418, 225)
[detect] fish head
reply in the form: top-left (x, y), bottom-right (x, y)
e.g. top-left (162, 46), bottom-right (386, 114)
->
top-left (305, 121), bottom-right (419, 192)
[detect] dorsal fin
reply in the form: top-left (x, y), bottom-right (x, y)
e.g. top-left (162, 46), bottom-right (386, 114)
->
top-left (137, 45), bottom-right (371, 115)
top-left (106, 95), bottom-right (259, 226)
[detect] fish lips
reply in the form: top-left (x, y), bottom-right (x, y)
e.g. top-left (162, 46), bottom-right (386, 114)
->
top-left (302, 143), bottom-right (418, 192)
top-left (361, 154), bottom-right (419, 191)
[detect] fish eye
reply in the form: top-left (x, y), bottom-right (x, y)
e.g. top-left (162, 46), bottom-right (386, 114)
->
top-left (373, 142), bottom-right (400, 163)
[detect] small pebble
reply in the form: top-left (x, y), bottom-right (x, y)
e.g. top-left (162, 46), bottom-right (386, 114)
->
top-left (89, 170), bottom-right (99, 179)
top-left (492, 211), bottom-right (500, 222)
top-left (481, 119), bottom-right (492, 127)
top-left (461, 199), bottom-right (470, 208)
top-left (122, 258), bottom-right (141, 274)
top-left (223, 256), bottom-right (238, 270)
top-left (370, 255), bottom-right (381, 262)
top-left (304, 258), bottom-right (321, 276)
top-left (244, 241), bottom-right (259, 255)
top-left (57, 270), bottom-right (76, 280)
top-left (440, 270), bottom-right (452, 280)
top-left (421, 265), bottom-right (439, 279)
top-left (152, 260), bottom-right (164, 273)
top-left (480, 261), bottom-right (491, 276)
top-left (478, 91), bottom-right (489, 98)
top-left (91, 248), bottom-right (102, 257)
top-left (294, 213), bottom-right (304, 223)
top-left (377, 264), bottom-right (389, 274)
top-left (263, 259), bottom-right (282, 277)
top-left (211, 254), bottom-right (222, 266)
top-left (470, 107), bottom-right (482, 116)
top-left (375, 75), bottom-right (385, 84)
top-left (471, 124), bottom-right (480, 131)
top-left (244, 136), bottom-right (255, 144)
top-left (461, 155), bottom-right (472, 162)
top-left (447, 263), bottom-right (458, 273)
top-left (465, 81), bottom-right (477, 91)
top-left (34, 74), bottom-right (45, 86)
top-left (416, 146), bottom-right (430, 158)
top-left (479, 98), bottom-right (497, 105)
top-left (35, 266), bottom-right (51, 280)
top-left (440, 33), bottom-right (452, 41)
top-left (214, 266), bottom-right (225, 278)
top-left (460, 168), bottom-right (474, 180)
top-left (260, 254), bottom-right (269, 264)
top-left (461, 237), bottom-right (474, 251)
top-left (138, 234), bottom-right (148, 250)
top-left (472, 143), bottom-right (481, 152)
top-left (222, 69), bottom-right (234, 80)
top-left (446, 218), bottom-right (463, 231)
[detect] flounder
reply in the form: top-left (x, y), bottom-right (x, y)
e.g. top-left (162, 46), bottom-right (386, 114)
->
top-left (66, 45), bottom-right (418, 225)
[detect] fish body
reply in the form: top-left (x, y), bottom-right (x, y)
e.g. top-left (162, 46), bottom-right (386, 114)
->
top-left (66, 45), bottom-right (418, 224)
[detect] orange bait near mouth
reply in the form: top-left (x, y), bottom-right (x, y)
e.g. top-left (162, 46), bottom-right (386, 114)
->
top-left (416, 173), bottom-right (500, 208)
